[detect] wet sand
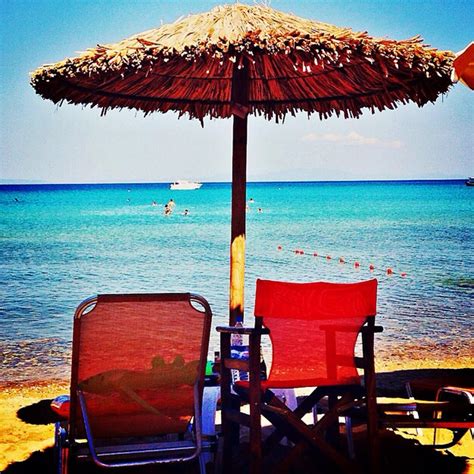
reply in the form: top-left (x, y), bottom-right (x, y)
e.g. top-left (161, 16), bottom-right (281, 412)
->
top-left (1, 355), bottom-right (473, 473)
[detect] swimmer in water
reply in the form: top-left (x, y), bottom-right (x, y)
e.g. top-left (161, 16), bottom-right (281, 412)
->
top-left (183, 209), bottom-right (189, 216)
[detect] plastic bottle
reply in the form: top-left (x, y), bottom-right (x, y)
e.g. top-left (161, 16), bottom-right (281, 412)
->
top-left (230, 321), bottom-right (249, 382)
top-left (230, 321), bottom-right (243, 346)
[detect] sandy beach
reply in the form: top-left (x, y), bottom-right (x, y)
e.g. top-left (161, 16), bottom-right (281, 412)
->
top-left (0, 380), bottom-right (68, 471)
top-left (1, 354), bottom-right (473, 473)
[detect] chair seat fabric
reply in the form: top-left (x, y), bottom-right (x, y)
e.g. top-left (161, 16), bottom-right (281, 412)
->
top-left (235, 375), bottom-right (362, 390)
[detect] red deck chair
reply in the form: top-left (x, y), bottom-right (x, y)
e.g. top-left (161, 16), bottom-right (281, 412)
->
top-left (218, 279), bottom-right (381, 474)
top-left (56, 293), bottom-right (213, 474)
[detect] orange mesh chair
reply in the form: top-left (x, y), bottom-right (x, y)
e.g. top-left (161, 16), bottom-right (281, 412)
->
top-left (56, 293), bottom-right (213, 474)
top-left (218, 279), bottom-right (381, 474)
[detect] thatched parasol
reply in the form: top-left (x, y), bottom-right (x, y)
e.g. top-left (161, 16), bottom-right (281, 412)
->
top-left (30, 3), bottom-right (455, 324)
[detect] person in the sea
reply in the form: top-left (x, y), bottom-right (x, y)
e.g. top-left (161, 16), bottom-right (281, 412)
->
top-left (249, 197), bottom-right (254, 203)
top-left (183, 209), bottom-right (189, 216)
top-left (164, 204), bottom-right (172, 216)
top-left (151, 200), bottom-right (157, 207)
top-left (258, 207), bottom-right (263, 213)
top-left (167, 198), bottom-right (175, 210)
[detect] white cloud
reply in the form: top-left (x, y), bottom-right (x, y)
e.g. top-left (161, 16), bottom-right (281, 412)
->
top-left (302, 131), bottom-right (403, 149)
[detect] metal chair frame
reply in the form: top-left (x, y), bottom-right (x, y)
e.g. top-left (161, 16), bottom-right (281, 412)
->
top-left (56, 293), bottom-right (214, 473)
top-left (378, 384), bottom-right (474, 449)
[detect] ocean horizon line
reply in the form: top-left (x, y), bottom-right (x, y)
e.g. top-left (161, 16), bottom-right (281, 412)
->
top-left (0, 178), bottom-right (468, 188)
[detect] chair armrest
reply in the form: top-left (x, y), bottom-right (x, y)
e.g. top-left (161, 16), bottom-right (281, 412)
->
top-left (216, 325), bottom-right (270, 335)
top-left (378, 399), bottom-right (450, 413)
top-left (361, 325), bottom-right (383, 334)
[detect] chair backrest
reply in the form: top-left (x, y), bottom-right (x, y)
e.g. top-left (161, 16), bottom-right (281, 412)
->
top-left (254, 279), bottom-right (377, 388)
top-left (69, 293), bottom-right (212, 439)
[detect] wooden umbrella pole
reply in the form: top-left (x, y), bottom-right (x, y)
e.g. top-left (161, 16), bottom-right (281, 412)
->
top-left (229, 58), bottom-right (249, 325)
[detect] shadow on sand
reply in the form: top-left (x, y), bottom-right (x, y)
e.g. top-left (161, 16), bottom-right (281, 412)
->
top-left (17, 399), bottom-right (63, 425)
top-left (376, 367), bottom-right (474, 398)
top-left (5, 368), bottom-right (473, 473)
top-left (3, 435), bottom-right (469, 474)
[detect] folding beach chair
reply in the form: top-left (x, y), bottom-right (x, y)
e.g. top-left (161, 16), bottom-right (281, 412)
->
top-left (218, 279), bottom-right (381, 474)
top-left (55, 293), bottom-right (214, 474)
top-left (378, 383), bottom-right (474, 449)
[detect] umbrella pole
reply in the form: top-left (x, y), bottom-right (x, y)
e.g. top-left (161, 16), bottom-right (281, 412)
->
top-left (229, 114), bottom-right (248, 325)
top-left (229, 60), bottom-right (249, 325)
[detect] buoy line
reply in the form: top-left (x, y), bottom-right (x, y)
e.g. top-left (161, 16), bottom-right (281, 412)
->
top-left (276, 245), bottom-right (408, 278)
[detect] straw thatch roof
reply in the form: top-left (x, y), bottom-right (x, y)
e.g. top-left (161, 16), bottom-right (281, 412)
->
top-left (30, 3), bottom-right (454, 122)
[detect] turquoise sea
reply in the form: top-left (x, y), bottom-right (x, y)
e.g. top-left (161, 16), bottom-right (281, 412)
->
top-left (1, 180), bottom-right (473, 382)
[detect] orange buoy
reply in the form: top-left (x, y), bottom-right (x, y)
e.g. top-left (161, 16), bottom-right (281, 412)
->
top-left (313, 252), bottom-right (318, 257)
top-left (400, 272), bottom-right (407, 277)
top-left (300, 250), bottom-right (304, 255)
top-left (354, 261), bottom-right (360, 268)
top-left (386, 268), bottom-right (393, 275)
top-left (277, 245), bottom-right (282, 251)
top-left (369, 264), bottom-right (375, 271)
top-left (326, 255), bottom-right (331, 260)
top-left (339, 257), bottom-right (345, 263)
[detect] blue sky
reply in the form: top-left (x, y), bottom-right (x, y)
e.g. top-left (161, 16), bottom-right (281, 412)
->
top-left (1, 0), bottom-right (472, 183)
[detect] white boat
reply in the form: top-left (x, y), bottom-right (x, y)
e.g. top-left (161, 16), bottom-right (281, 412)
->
top-left (170, 180), bottom-right (202, 190)
top-left (466, 177), bottom-right (474, 186)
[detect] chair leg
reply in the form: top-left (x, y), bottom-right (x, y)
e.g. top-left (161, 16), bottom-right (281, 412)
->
top-left (211, 433), bottom-right (220, 474)
top-left (405, 382), bottom-right (421, 436)
top-left (55, 422), bottom-right (69, 474)
top-left (345, 416), bottom-right (355, 459)
top-left (366, 391), bottom-right (380, 474)
top-left (220, 332), bottom-right (241, 473)
top-left (249, 397), bottom-right (262, 474)
top-left (363, 323), bottom-right (380, 474)
top-left (327, 394), bottom-right (341, 448)
top-left (221, 398), bottom-right (240, 473)
top-left (198, 453), bottom-right (207, 474)
top-left (248, 333), bottom-right (263, 474)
